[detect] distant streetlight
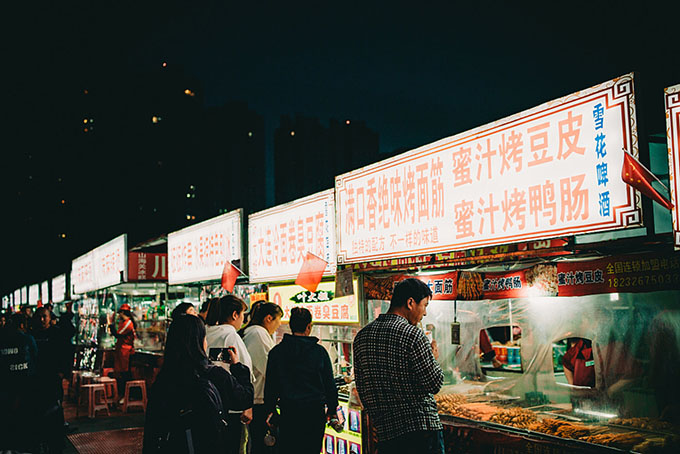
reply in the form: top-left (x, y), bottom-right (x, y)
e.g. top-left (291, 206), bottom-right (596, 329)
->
top-left (184, 89), bottom-right (195, 97)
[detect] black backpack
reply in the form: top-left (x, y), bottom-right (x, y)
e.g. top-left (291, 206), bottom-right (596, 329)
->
top-left (150, 374), bottom-right (228, 454)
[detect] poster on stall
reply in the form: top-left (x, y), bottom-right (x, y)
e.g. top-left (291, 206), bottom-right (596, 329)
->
top-left (269, 280), bottom-right (360, 324)
top-left (41, 281), bottom-right (49, 304)
top-left (336, 74), bottom-right (640, 264)
top-left (52, 274), bottom-right (67, 303)
top-left (249, 189), bottom-right (336, 283)
top-left (28, 284), bottom-right (39, 306)
top-left (665, 84), bottom-right (680, 249)
top-left (556, 253), bottom-right (680, 296)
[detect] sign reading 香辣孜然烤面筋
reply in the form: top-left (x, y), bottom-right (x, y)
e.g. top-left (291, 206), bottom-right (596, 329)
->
top-left (335, 74), bottom-right (641, 264)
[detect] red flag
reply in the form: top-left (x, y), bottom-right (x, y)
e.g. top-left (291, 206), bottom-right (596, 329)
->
top-left (621, 150), bottom-right (673, 210)
top-left (295, 252), bottom-right (328, 293)
top-left (221, 261), bottom-right (242, 293)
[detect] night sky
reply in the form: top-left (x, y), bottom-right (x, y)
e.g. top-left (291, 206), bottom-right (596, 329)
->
top-left (3, 0), bottom-right (679, 295)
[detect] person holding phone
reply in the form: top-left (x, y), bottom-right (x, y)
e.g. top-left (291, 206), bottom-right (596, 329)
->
top-left (206, 295), bottom-right (253, 454)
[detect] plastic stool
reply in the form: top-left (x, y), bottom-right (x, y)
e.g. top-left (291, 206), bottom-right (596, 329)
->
top-left (123, 380), bottom-right (147, 413)
top-left (79, 384), bottom-right (110, 418)
top-left (96, 376), bottom-right (118, 401)
top-left (102, 367), bottom-right (114, 378)
top-left (69, 371), bottom-right (83, 400)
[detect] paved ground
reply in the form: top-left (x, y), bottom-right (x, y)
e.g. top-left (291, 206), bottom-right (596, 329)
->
top-left (62, 382), bottom-right (146, 454)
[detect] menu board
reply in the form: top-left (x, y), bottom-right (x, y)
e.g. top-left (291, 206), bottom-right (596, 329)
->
top-left (71, 234), bottom-right (127, 294)
top-left (28, 284), bottom-right (40, 306)
top-left (168, 209), bottom-right (243, 285)
top-left (336, 74), bottom-right (640, 264)
top-left (52, 274), bottom-right (67, 303)
top-left (665, 84), bottom-right (680, 248)
top-left (269, 280), bottom-right (360, 324)
top-left (41, 281), bottom-right (49, 303)
top-left (249, 189), bottom-right (336, 283)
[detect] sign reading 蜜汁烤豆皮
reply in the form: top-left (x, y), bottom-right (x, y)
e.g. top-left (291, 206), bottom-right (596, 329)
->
top-left (665, 84), bottom-right (680, 249)
top-left (248, 189), bottom-right (336, 283)
top-left (336, 74), bottom-right (641, 264)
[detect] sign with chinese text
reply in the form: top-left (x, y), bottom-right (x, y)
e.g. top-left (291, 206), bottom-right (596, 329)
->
top-left (14, 289), bottom-right (21, 306)
top-left (665, 84), bottom-right (680, 248)
top-left (168, 209), bottom-right (243, 285)
top-left (269, 280), bottom-right (360, 324)
top-left (52, 274), bottom-right (67, 303)
top-left (249, 190), bottom-right (336, 283)
top-left (128, 252), bottom-right (168, 281)
top-left (556, 253), bottom-right (680, 296)
top-left (28, 284), bottom-right (39, 306)
top-left (41, 281), bottom-right (49, 303)
top-left (93, 234), bottom-right (127, 290)
top-left (71, 234), bottom-right (128, 294)
top-left (336, 74), bottom-right (640, 263)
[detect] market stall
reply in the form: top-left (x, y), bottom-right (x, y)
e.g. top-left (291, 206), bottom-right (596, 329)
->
top-left (332, 74), bottom-right (680, 453)
top-left (248, 189), bottom-right (365, 453)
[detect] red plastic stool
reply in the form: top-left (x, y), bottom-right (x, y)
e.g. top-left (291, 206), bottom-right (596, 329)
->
top-left (79, 383), bottom-right (110, 418)
top-left (96, 376), bottom-right (118, 401)
top-left (123, 380), bottom-right (147, 413)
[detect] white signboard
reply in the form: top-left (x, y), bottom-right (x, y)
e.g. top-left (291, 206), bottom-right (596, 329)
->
top-left (71, 234), bottom-right (128, 294)
top-left (41, 280), bottom-right (49, 303)
top-left (14, 289), bottom-right (21, 306)
top-left (21, 286), bottom-right (28, 305)
top-left (665, 84), bottom-right (680, 249)
top-left (52, 274), bottom-right (67, 303)
top-left (29, 284), bottom-right (40, 306)
top-left (168, 209), bottom-right (243, 285)
top-left (93, 234), bottom-right (127, 289)
top-left (249, 189), bottom-right (336, 283)
top-left (336, 74), bottom-right (640, 263)
top-left (72, 251), bottom-right (95, 294)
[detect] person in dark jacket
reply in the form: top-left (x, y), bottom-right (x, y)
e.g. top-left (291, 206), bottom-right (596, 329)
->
top-left (143, 313), bottom-right (254, 454)
top-left (264, 307), bottom-right (338, 454)
top-left (0, 313), bottom-right (38, 453)
top-left (32, 307), bottom-right (71, 453)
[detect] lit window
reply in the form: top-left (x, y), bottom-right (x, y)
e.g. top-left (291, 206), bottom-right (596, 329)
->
top-left (346, 120), bottom-right (350, 125)
top-left (186, 215), bottom-right (191, 220)
top-left (184, 89), bottom-right (195, 97)
top-left (248, 132), bottom-right (253, 137)
top-left (60, 200), bottom-right (65, 204)
top-left (84, 128), bottom-right (88, 132)
top-left (190, 185), bottom-right (195, 190)
top-left (162, 62), bottom-right (167, 67)
top-left (191, 216), bottom-right (195, 220)
top-left (83, 119), bottom-right (88, 124)
top-left (290, 131), bottom-right (295, 136)
top-left (186, 193), bottom-right (191, 198)
top-left (60, 233), bottom-right (66, 238)
top-left (152, 116), bottom-right (159, 124)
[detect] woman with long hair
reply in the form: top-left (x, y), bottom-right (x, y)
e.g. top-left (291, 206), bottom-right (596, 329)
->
top-left (143, 314), bottom-right (253, 454)
top-left (205, 295), bottom-right (254, 453)
top-left (110, 303), bottom-right (136, 404)
top-left (242, 302), bottom-right (283, 454)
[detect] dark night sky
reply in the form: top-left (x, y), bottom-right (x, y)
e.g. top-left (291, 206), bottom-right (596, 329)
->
top-left (2, 0), bottom-right (679, 294)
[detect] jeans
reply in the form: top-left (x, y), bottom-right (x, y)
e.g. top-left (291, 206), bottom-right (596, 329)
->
top-left (377, 430), bottom-right (445, 454)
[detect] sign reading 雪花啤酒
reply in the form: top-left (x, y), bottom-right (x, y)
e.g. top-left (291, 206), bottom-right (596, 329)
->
top-left (168, 210), bottom-right (243, 285)
top-left (665, 84), bottom-right (680, 249)
top-left (335, 74), bottom-right (641, 264)
top-left (249, 189), bottom-right (336, 283)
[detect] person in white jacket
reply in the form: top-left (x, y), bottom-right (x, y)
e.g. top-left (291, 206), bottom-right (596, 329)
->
top-left (205, 295), bottom-right (253, 454)
top-left (241, 302), bottom-right (283, 454)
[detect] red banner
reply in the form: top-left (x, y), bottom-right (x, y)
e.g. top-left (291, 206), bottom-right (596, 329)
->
top-left (128, 252), bottom-right (168, 281)
top-left (557, 253), bottom-right (680, 296)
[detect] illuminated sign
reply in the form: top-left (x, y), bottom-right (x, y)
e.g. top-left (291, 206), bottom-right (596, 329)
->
top-left (71, 234), bottom-right (127, 294)
top-left (28, 284), bottom-right (39, 306)
top-left (269, 279), bottom-right (360, 324)
top-left (128, 252), bottom-right (168, 281)
top-left (41, 280), bottom-right (49, 303)
top-left (665, 84), bottom-right (680, 248)
top-left (168, 209), bottom-right (243, 285)
top-left (21, 286), bottom-right (28, 305)
top-left (52, 274), bottom-right (67, 303)
top-left (336, 74), bottom-right (640, 263)
top-left (249, 189), bottom-right (336, 283)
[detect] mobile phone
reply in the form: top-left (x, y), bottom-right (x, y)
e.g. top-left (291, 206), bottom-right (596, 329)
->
top-left (209, 347), bottom-right (228, 362)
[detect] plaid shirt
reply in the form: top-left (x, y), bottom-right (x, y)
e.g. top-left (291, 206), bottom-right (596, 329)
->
top-left (354, 314), bottom-right (443, 441)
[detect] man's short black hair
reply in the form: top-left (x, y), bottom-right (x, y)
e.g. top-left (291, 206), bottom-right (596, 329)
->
top-left (390, 278), bottom-right (433, 309)
top-left (289, 307), bottom-right (312, 334)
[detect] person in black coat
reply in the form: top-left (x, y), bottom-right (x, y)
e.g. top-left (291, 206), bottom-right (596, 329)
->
top-left (143, 313), bottom-right (254, 454)
top-left (264, 307), bottom-right (338, 454)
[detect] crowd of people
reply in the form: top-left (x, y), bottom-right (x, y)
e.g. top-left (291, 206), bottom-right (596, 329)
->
top-left (2, 278), bottom-right (445, 454)
top-left (0, 303), bottom-right (76, 453)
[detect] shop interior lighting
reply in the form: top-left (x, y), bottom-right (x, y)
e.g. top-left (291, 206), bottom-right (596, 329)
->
top-left (574, 408), bottom-right (617, 419)
top-left (610, 293), bottom-right (620, 301)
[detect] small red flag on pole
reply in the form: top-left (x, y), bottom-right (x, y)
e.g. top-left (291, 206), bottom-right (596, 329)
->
top-left (621, 149), bottom-right (673, 210)
top-left (221, 260), bottom-right (242, 293)
top-left (295, 252), bottom-right (328, 293)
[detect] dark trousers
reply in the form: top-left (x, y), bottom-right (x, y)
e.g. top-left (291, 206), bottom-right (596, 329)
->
top-left (225, 413), bottom-right (245, 454)
top-left (377, 430), bottom-right (444, 454)
top-left (278, 403), bottom-right (326, 454)
top-left (250, 404), bottom-right (276, 454)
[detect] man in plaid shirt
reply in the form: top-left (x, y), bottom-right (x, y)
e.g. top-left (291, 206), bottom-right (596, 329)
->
top-left (354, 278), bottom-right (444, 454)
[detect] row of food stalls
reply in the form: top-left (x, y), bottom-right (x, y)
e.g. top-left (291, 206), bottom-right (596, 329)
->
top-left (6, 73), bottom-right (680, 453)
